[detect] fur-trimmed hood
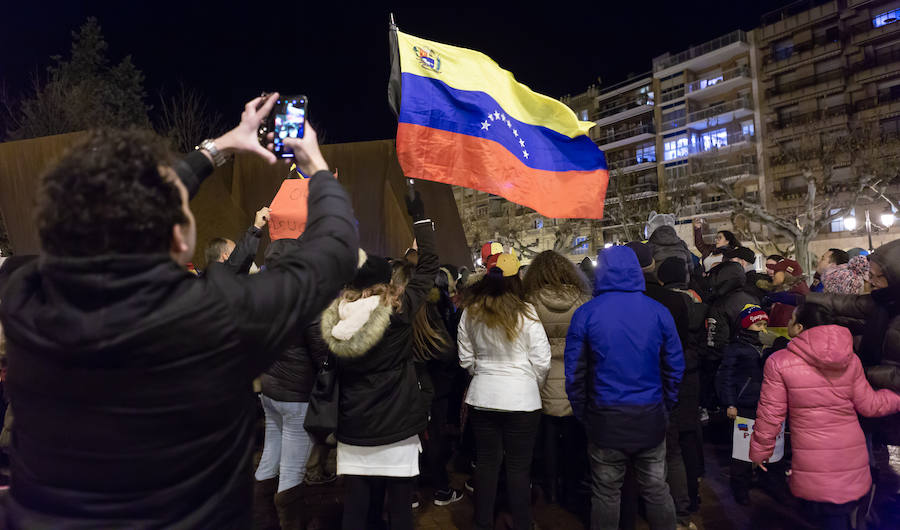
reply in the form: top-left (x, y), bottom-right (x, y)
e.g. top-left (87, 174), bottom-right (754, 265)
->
top-left (320, 296), bottom-right (392, 358)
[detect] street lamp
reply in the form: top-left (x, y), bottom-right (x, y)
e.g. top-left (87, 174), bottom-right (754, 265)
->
top-left (844, 216), bottom-right (858, 231)
top-left (882, 212), bottom-right (896, 227)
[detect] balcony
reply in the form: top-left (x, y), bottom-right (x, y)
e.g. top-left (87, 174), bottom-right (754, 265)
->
top-left (608, 157), bottom-right (657, 174)
top-left (762, 39), bottom-right (842, 76)
top-left (759, 0), bottom-right (838, 41)
top-left (691, 162), bottom-right (759, 185)
top-left (685, 66), bottom-right (752, 101)
top-left (850, 15), bottom-right (900, 46)
top-left (765, 68), bottom-right (846, 106)
top-left (690, 132), bottom-right (756, 158)
top-left (769, 104), bottom-right (849, 133)
top-left (676, 199), bottom-right (738, 218)
top-left (595, 123), bottom-right (656, 151)
top-left (592, 96), bottom-right (654, 126)
top-left (685, 97), bottom-right (755, 130)
top-left (853, 42), bottom-right (900, 82)
top-left (653, 30), bottom-right (749, 75)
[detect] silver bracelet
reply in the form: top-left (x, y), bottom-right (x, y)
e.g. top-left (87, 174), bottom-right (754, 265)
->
top-left (196, 139), bottom-right (227, 167)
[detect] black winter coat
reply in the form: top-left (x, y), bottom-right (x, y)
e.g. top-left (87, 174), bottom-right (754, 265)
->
top-left (322, 220), bottom-right (438, 447)
top-left (0, 156), bottom-right (359, 530)
top-left (716, 331), bottom-right (765, 415)
top-left (260, 317), bottom-right (329, 402)
top-left (704, 262), bottom-right (761, 360)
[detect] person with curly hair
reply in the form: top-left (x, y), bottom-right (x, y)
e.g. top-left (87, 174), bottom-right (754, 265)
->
top-left (0, 93), bottom-right (360, 529)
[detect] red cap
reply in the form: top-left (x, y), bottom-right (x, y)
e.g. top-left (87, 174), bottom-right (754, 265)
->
top-left (769, 259), bottom-right (803, 277)
top-left (481, 242), bottom-right (503, 262)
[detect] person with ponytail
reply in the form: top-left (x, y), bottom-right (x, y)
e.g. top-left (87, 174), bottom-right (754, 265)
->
top-left (458, 253), bottom-right (551, 530)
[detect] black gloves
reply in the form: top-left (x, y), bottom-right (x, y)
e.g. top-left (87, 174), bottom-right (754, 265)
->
top-left (406, 190), bottom-right (426, 222)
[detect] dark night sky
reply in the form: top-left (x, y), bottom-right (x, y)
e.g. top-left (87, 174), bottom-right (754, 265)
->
top-left (2, 1), bottom-right (792, 143)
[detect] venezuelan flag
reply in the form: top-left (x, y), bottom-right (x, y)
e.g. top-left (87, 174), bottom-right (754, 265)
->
top-left (390, 30), bottom-right (608, 219)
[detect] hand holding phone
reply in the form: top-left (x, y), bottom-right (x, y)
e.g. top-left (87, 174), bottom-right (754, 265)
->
top-left (272, 95), bottom-right (307, 158)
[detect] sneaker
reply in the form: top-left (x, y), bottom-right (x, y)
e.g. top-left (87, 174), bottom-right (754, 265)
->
top-left (433, 488), bottom-right (464, 506)
top-left (699, 407), bottom-right (710, 425)
top-left (464, 478), bottom-right (475, 493)
top-left (412, 493), bottom-right (421, 509)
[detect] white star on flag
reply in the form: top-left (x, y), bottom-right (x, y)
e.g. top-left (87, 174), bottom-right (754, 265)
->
top-left (481, 120), bottom-right (491, 130)
top-left (513, 129), bottom-right (518, 137)
top-left (519, 138), bottom-right (525, 147)
top-left (500, 113), bottom-right (506, 121)
top-left (506, 120), bottom-right (512, 128)
top-left (488, 113), bottom-right (495, 121)
top-left (493, 111), bottom-right (500, 120)
top-left (523, 150), bottom-right (530, 159)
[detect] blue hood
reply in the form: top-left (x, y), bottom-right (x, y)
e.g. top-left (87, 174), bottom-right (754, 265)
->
top-left (593, 246), bottom-right (646, 295)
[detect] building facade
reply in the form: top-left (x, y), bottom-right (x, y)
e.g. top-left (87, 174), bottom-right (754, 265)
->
top-left (452, 0), bottom-right (900, 265)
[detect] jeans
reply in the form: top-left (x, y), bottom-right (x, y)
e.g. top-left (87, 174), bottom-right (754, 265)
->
top-left (424, 396), bottom-right (451, 490)
top-left (470, 409), bottom-right (541, 530)
top-left (342, 475), bottom-right (414, 530)
top-left (802, 496), bottom-right (864, 530)
top-left (254, 395), bottom-right (312, 492)
top-left (589, 440), bottom-right (676, 530)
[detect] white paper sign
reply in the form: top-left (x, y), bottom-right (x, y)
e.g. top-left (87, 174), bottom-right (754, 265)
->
top-left (732, 416), bottom-right (785, 463)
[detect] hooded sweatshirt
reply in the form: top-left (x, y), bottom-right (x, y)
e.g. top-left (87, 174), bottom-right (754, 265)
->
top-left (648, 225), bottom-right (695, 284)
top-left (564, 246), bottom-right (684, 451)
top-left (750, 325), bottom-right (900, 504)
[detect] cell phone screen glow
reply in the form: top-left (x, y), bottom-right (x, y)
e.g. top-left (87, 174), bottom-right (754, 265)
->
top-left (273, 97), bottom-right (306, 158)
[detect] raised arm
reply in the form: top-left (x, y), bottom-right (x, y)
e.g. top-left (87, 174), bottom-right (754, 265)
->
top-left (693, 221), bottom-right (716, 259)
top-left (399, 192), bottom-right (439, 320)
top-left (749, 357), bottom-right (788, 464)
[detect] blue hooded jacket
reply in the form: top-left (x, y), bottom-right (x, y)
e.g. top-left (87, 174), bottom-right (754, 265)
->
top-left (564, 246), bottom-right (685, 451)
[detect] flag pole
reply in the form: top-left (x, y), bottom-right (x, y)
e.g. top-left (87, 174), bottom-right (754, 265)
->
top-left (387, 13), bottom-right (414, 197)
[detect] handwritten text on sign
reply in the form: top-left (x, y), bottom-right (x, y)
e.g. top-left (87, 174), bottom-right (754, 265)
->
top-left (268, 179), bottom-right (310, 240)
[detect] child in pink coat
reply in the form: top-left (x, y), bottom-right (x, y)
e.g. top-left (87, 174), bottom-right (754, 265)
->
top-left (750, 302), bottom-right (900, 530)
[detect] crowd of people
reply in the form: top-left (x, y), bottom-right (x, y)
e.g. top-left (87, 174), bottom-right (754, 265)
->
top-left (0, 91), bottom-right (898, 530)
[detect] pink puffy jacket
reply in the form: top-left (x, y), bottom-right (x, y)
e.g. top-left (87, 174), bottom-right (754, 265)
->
top-left (750, 325), bottom-right (900, 504)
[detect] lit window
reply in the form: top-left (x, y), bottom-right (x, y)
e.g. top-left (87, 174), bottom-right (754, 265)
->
top-left (700, 128), bottom-right (728, 151)
top-left (664, 136), bottom-right (689, 161)
top-left (742, 121), bottom-right (755, 137)
top-left (573, 236), bottom-right (589, 255)
top-left (830, 208), bottom-right (856, 232)
top-left (636, 144), bottom-right (657, 164)
top-left (579, 109), bottom-right (590, 121)
top-left (874, 9), bottom-right (900, 28)
top-left (773, 39), bottom-right (794, 61)
top-left (534, 218), bottom-right (544, 229)
top-left (699, 75), bottom-right (724, 90)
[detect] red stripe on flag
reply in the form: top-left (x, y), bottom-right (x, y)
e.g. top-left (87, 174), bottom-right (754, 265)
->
top-left (397, 123), bottom-right (608, 219)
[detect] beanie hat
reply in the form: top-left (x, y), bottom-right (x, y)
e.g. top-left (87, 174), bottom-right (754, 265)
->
top-left (823, 255), bottom-right (870, 295)
top-left (770, 258), bottom-right (803, 277)
top-left (657, 257), bottom-right (688, 285)
top-left (625, 241), bottom-right (655, 270)
top-left (494, 253), bottom-right (521, 277)
top-left (739, 304), bottom-right (769, 329)
top-left (724, 246), bottom-right (756, 265)
top-left (645, 210), bottom-right (677, 239)
top-left (351, 254), bottom-right (392, 290)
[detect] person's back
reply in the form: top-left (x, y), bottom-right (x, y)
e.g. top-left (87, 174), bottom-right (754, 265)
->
top-left (751, 324), bottom-right (900, 506)
top-left (0, 101), bottom-right (359, 528)
top-left (565, 246), bottom-right (684, 451)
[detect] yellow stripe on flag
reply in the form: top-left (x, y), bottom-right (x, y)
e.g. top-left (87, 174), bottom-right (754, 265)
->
top-left (398, 31), bottom-right (594, 138)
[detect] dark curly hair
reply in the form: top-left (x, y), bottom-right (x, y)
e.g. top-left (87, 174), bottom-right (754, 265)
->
top-left (37, 128), bottom-right (187, 256)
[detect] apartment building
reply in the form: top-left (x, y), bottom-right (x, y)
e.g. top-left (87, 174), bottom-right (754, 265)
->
top-left (756, 0), bottom-right (900, 256)
top-left (452, 0), bottom-right (900, 265)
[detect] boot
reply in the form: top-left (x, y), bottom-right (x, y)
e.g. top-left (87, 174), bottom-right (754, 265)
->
top-left (253, 478), bottom-right (280, 530)
top-left (275, 483), bottom-right (306, 530)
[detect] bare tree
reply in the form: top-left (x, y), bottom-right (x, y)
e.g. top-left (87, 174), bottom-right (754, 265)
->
top-left (157, 83), bottom-right (226, 153)
top-left (603, 169), bottom-right (659, 242)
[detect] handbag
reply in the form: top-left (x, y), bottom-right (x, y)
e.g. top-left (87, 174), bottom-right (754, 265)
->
top-left (304, 354), bottom-right (339, 440)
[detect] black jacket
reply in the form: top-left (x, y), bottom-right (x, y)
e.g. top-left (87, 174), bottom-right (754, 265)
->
top-left (260, 317), bottom-right (329, 402)
top-left (224, 225), bottom-right (262, 275)
top-left (704, 262), bottom-right (761, 361)
top-left (322, 220), bottom-right (438, 447)
top-left (716, 330), bottom-right (765, 416)
top-left (0, 152), bottom-right (359, 529)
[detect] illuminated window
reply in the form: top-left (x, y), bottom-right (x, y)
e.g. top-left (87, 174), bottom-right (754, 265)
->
top-left (636, 144), bottom-right (656, 163)
top-left (579, 109), bottom-right (589, 121)
top-left (700, 128), bottom-right (728, 151)
top-left (874, 9), bottom-right (900, 28)
top-left (573, 236), bottom-right (589, 255)
top-left (534, 218), bottom-right (544, 229)
top-left (742, 121), bottom-right (755, 137)
top-left (664, 136), bottom-right (689, 160)
top-left (699, 75), bottom-right (724, 90)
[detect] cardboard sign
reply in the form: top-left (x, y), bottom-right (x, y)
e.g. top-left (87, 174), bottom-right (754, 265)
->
top-left (732, 416), bottom-right (785, 463)
top-left (268, 179), bottom-right (310, 240)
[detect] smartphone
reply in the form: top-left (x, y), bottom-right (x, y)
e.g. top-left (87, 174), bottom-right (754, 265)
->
top-left (272, 95), bottom-right (307, 158)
